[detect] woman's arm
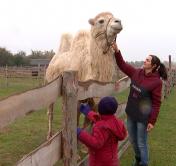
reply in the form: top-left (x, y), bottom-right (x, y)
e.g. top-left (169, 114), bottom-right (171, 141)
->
top-left (111, 42), bottom-right (136, 78)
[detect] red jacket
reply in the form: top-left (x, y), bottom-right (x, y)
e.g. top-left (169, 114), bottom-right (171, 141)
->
top-left (78, 115), bottom-right (127, 166)
top-left (114, 51), bottom-right (162, 125)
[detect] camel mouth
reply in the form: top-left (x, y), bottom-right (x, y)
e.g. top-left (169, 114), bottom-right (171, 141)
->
top-left (110, 26), bottom-right (123, 34)
top-left (113, 27), bottom-right (123, 31)
top-left (110, 28), bottom-right (122, 35)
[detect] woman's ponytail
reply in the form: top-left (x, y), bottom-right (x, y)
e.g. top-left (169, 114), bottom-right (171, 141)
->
top-left (150, 55), bottom-right (168, 81)
top-left (158, 63), bottom-right (168, 80)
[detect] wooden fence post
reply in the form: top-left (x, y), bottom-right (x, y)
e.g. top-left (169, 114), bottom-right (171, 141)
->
top-left (5, 65), bottom-right (8, 87)
top-left (174, 69), bottom-right (176, 86)
top-left (43, 65), bottom-right (47, 85)
top-left (169, 55), bottom-right (171, 69)
top-left (62, 71), bottom-right (78, 166)
top-left (164, 55), bottom-right (172, 98)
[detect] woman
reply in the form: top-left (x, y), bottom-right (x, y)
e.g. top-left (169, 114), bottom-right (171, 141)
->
top-left (112, 42), bottom-right (167, 166)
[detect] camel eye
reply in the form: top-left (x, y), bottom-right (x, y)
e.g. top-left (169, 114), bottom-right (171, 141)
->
top-left (98, 19), bottom-right (104, 24)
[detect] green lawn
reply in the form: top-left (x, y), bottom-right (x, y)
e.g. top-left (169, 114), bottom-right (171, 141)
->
top-left (120, 87), bottom-right (176, 166)
top-left (113, 88), bottom-right (130, 103)
top-left (0, 77), bottom-right (43, 99)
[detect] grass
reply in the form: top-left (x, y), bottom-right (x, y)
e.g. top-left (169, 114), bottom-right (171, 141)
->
top-left (113, 88), bottom-right (130, 103)
top-left (0, 77), bottom-right (43, 99)
top-left (120, 87), bottom-right (176, 166)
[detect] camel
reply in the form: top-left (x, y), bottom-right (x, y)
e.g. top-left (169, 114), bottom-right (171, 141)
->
top-left (45, 12), bottom-right (123, 139)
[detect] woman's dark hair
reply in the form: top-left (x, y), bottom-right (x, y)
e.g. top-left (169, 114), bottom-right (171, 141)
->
top-left (150, 55), bottom-right (168, 80)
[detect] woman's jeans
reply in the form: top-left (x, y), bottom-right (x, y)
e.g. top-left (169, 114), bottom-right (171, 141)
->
top-left (127, 116), bottom-right (148, 165)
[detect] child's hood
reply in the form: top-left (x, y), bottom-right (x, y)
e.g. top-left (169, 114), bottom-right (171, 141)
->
top-left (100, 115), bottom-right (127, 140)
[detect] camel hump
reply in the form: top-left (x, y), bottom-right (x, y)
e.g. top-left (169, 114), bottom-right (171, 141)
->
top-left (57, 33), bottom-right (73, 54)
top-left (71, 30), bottom-right (90, 50)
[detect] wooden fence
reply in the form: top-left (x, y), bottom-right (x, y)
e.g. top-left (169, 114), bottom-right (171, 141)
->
top-left (0, 66), bottom-right (125, 88)
top-left (0, 71), bottom-right (130, 166)
top-left (162, 56), bottom-right (176, 98)
top-left (0, 66), bottom-right (46, 87)
top-left (0, 65), bottom-right (175, 165)
top-left (0, 66), bottom-right (46, 78)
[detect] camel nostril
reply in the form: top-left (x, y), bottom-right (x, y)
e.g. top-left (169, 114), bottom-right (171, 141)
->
top-left (115, 20), bottom-right (121, 23)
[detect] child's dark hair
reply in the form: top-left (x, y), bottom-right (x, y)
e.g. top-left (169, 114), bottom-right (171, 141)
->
top-left (150, 55), bottom-right (168, 80)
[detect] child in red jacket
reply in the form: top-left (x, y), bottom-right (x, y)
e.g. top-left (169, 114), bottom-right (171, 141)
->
top-left (77, 96), bottom-right (127, 166)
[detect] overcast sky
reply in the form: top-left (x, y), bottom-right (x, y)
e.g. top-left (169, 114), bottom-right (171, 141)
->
top-left (0, 0), bottom-right (176, 61)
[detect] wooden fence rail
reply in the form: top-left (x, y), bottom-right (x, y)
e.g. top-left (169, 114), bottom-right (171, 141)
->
top-left (16, 131), bottom-right (63, 166)
top-left (0, 77), bottom-right (62, 129)
top-left (0, 66), bottom-right (46, 78)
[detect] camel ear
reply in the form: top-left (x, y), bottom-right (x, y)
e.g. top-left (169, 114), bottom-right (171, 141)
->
top-left (88, 19), bottom-right (94, 25)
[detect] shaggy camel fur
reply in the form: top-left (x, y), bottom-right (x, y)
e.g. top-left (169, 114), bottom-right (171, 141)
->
top-left (45, 12), bottom-right (122, 83)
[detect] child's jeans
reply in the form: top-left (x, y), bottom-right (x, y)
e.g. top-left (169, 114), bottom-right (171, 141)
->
top-left (127, 116), bottom-right (148, 166)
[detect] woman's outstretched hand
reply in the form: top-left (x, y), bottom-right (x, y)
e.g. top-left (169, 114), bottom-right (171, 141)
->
top-left (111, 42), bottom-right (119, 53)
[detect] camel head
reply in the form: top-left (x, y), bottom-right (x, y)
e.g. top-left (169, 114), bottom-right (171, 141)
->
top-left (89, 12), bottom-right (122, 53)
